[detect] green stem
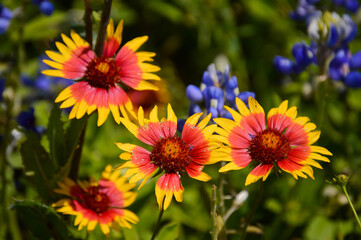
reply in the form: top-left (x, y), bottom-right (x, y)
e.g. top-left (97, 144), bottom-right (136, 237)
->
top-left (151, 206), bottom-right (165, 240)
top-left (83, 0), bottom-right (93, 47)
top-left (211, 185), bottom-right (218, 240)
top-left (218, 164), bottom-right (227, 239)
top-left (69, 119), bottom-right (88, 180)
top-left (94, 0), bottom-right (112, 56)
top-left (241, 181), bottom-right (264, 240)
top-left (342, 185), bottom-right (361, 229)
top-left (218, 163), bottom-right (226, 216)
top-left (0, 99), bottom-right (10, 240)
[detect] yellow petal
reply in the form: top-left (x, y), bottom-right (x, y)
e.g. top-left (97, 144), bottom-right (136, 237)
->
top-left (277, 100), bottom-right (288, 114)
top-left (197, 113), bottom-right (211, 130)
top-left (236, 97), bottom-right (250, 116)
top-left (248, 97), bottom-right (264, 114)
top-left (163, 191), bottom-right (173, 210)
top-left (125, 36), bottom-right (148, 52)
top-left (87, 221), bottom-right (97, 232)
top-left (97, 107), bottom-right (110, 126)
top-left (167, 104), bottom-right (177, 124)
top-left (114, 142), bottom-right (137, 152)
top-left (190, 172), bottom-right (211, 182)
top-left (76, 99), bottom-right (88, 119)
top-left (149, 105), bottom-right (159, 122)
top-left (43, 59), bottom-right (63, 70)
top-left (219, 162), bottom-right (243, 172)
top-left (142, 72), bottom-right (161, 80)
top-left (185, 112), bottom-right (202, 127)
top-left (224, 106), bottom-right (242, 124)
top-left (107, 18), bottom-right (114, 38)
top-left (310, 146), bottom-right (332, 155)
top-left (46, 50), bottom-right (66, 63)
top-left (61, 33), bottom-right (77, 50)
top-left (55, 87), bottom-right (72, 102)
top-left (286, 106), bottom-right (297, 119)
top-left (119, 118), bottom-right (139, 137)
top-left (109, 104), bottom-right (121, 124)
top-left (42, 70), bottom-right (65, 78)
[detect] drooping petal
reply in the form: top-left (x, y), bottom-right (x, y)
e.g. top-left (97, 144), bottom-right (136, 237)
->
top-left (245, 164), bottom-right (273, 186)
top-left (155, 173), bottom-right (184, 210)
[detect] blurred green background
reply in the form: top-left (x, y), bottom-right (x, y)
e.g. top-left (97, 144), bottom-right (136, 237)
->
top-left (1, 0), bottom-right (361, 239)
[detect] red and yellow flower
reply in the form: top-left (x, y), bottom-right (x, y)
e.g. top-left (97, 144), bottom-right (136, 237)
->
top-left (213, 97), bottom-right (332, 186)
top-left (53, 165), bottom-right (139, 237)
top-left (116, 104), bottom-right (225, 210)
top-left (42, 19), bottom-right (160, 126)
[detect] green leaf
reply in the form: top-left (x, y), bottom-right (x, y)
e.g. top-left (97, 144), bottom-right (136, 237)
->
top-left (157, 222), bottom-right (180, 240)
top-left (23, 12), bottom-right (66, 40)
top-left (20, 131), bottom-right (55, 201)
top-left (65, 117), bottom-right (88, 179)
top-left (47, 104), bottom-right (67, 168)
top-left (304, 215), bottom-right (335, 240)
top-left (9, 200), bottom-right (72, 240)
top-left (65, 117), bottom-right (88, 153)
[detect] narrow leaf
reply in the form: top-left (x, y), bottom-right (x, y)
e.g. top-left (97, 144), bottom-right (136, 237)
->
top-left (20, 131), bottom-right (55, 201)
top-left (47, 104), bottom-right (66, 168)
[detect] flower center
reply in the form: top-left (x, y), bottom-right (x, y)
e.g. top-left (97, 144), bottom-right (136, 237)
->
top-left (248, 129), bottom-right (291, 164)
top-left (85, 56), bottom-right (121, 89)
top-left (84, 186), bottom-right (110, 214)
top-left (150, 136), bottom-right (192, 173)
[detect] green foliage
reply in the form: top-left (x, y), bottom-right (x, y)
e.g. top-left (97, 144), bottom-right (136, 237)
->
top-left (157, 222), bottom-right (180, 240)
top-left (9, 200), bottom-right (72, 240)
top-left (2, 0), bottom-right (361, 239)
top-left (23, 13), bottom-right (67, 41)
top-left (20, 131), bottom-right (56, 201)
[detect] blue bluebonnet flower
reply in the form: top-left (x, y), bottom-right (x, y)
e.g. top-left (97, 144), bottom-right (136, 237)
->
top-left (0, 4), bottom-right (13, 34)
top-left (274, 42), bottom-right (316, 74)
top-left (17, 108), bottom-right (46, 136)
top-left (290, 0), bottom-right (319, 22)
top-left (306, 0), bottom-right (320, 4)
top-left (329, 47), bottom-right (361, 88)
top-left (31, 0), bottom-right (54, 16)
top-left (275, 7), bottom-right (361, 89)
top-left (332, 0), bottom-right (360, 13)
top-left (186, 63), bottom-right (255, 120)
top-left (308, 12), bottom-right (357, 48)
top-left (0, 77), bottom-right (5, 102)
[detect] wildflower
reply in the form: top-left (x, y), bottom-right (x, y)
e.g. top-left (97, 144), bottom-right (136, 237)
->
top-left (308, 12), bottom-right (357, 48)
top-left (290, 0), bottom-right (318, 22)
top-left (328, 47), bottom-right (361, 88)
top-left (186, 63), bottom-right (255, 119)
top-left (31, 0), bottom-right (54, 16)
top-left (42, 19), bottom-right (160, 126)
top-left (214, 97), bottom-right (332, 186)
top-left (0, 4), bottom-right (12, 34)
top-left (116, 104), bottom-right (224, 210)
top-left (53, 165), bottom-right (138, 237)
top-left (333, 0), bottom-right (360, 13)
top-left (274, 42), bottom-right (316, 74)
